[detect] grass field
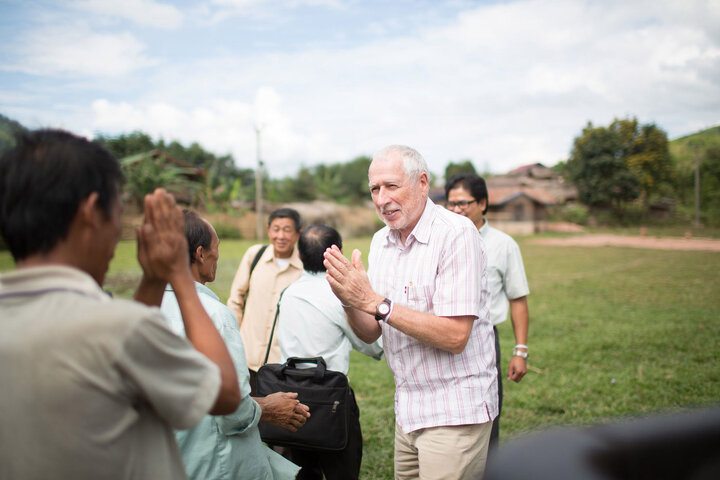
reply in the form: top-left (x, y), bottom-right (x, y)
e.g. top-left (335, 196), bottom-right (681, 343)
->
top-left (2, 235), bottom-right (719, 479)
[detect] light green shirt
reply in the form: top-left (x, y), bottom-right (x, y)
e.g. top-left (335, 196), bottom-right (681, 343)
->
top-left (479, 221), bottom-right (530, 326)
top-left (161, 282), bottom-right (300, 480)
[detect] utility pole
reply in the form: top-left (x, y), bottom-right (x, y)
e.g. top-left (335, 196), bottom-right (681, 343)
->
top-left (694, 144), bottom-right (701, 228)
top-left (255, 125), bottom-right (264, 240)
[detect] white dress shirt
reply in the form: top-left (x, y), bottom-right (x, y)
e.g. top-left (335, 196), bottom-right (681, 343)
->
top-left (277, 270), bottom-right (383, 375)
top-left (368, 198), bottom-right (498, 433)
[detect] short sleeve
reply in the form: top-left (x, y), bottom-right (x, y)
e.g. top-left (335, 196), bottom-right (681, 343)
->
top-left (503, 239), bottom-right (530, 300)
top-left (432, 224), bottom-right (484, 318)
top-left (117, 312), bottom-right (221, 430)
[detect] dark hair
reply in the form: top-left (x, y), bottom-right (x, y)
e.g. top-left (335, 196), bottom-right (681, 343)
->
top-left (298, 224), bottom-right (342, 273)
top-left (268, 207), bottom-right (302, 232)
top-left (445, 173), bottom-right (489, 215)
top-left (183, 209), bottom-right (211, 264)
top-left (0, 129), bottom-right (125, 261)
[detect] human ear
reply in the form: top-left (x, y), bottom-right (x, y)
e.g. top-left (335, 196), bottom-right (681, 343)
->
top-left (194, 245), bottom-right (204, 264)
top-left (78, 192), bottom-right (102, 227)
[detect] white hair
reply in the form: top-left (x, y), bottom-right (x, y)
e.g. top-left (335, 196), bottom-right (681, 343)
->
top-left (372, 145), bottom-right (428, 182)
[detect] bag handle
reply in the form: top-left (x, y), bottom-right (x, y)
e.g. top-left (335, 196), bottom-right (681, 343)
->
top-left (282, 357), bottom-right (327, 383)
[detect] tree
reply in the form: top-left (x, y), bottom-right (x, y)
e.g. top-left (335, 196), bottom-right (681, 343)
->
top-left (306, 156), bottom-right (372, 204)
top-left (96, 131), bottom-right (155, 159)
top-left (95, 131), bottom-right (255, 208)
top-left (0, 114), bottom-right (26, 155)
top-left (700, 145), bottom-right (720, 224)
top-left (268, 166), bottom-right (317, 203)
top-left (120, 152), bottom-right (202, 208)
top-left (567, 122), bottom-right (640, 213)
top-left (567, 118), bottom-right (674, 217)
top-left (611, 119), bottom-right (673, 203)
top-left (444, 160), bottom-right (476, 182)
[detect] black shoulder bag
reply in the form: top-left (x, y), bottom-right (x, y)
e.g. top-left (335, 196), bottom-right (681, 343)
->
top-left (256, 292), bottom-right (352, 451)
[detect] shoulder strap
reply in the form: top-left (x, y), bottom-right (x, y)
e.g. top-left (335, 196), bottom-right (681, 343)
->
top-left (242, 244), bottom-right (268, 316)
top-left (263, 286), bottom-right (288, 366)
top-left (249, 244), bottom-right (269, 277)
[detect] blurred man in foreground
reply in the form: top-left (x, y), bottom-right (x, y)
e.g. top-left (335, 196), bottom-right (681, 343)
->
top-left (0, 129), bottom-right (240, 479)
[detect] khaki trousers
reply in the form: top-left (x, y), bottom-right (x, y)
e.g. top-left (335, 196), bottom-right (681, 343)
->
top-left (394, 422), bottom-right (492, 480)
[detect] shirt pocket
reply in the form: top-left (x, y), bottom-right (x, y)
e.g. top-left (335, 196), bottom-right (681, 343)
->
top-left (404, 283), bottom-right (434, 313)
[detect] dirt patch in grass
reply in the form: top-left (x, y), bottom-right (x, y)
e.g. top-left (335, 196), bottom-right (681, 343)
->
top-left (529, 234), bottom-right (720, 252)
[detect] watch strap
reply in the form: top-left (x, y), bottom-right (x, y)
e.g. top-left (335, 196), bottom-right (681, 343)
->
top-left (375, 298), bottom-right (392, 321)
top-left (512, 347), bottom-right (528, 359)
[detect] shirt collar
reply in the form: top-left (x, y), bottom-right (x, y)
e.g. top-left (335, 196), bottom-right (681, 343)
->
top-left (266, 244), bottom-right (303, 270)
top-left (165, 281), bottom-right (220, 302)
top-left (386, 197), bottom-right (435, 247)
top-left (0, 265), bottom-right (109, 302)
top-left (478, 218), bottom-right (489, 237)
top-left (301, 270), bottom-right (327, 280)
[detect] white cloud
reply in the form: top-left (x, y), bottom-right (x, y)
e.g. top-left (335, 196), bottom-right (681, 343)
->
top-left (202, 0), bottom-right (343, 24)
top-left (71, 0), bottom-right (184, 29)
top-left (90, 89), bottom-right (342, 175)
top-left (3, 25), bottom-right (157, 78)
top-left (34, 0), bottom-right (720, 177)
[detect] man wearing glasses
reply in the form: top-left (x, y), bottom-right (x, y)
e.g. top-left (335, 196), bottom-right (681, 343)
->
top-left (445, 173), bottom-right (530, 451)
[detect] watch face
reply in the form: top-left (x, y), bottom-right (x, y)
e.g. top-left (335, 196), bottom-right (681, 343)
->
top-left (378, 303), bottom-right (390, 315)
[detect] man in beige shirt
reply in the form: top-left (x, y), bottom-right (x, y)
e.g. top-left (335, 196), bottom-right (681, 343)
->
top-left (227, 208), bottom-right (303, 391)
top-left (0, 129), bottom-right (240, 479)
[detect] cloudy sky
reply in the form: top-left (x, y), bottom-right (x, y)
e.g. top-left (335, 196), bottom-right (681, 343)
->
top-left (1, 0), bottom-right (719, 177)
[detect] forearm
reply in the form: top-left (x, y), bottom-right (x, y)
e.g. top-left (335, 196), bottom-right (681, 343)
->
top-left (133, 275), bottom-right (166, 306)
top-left (343, 305), bottom-right (382, 343)
top-left (171, 271), bottom-right (240, 415)
top-left (226, 295), bottom-right (245, 326)
top-left (253, 396), bottom-right (271, 423)
top-left (509, 296), bottom-right (529, 346)
top-left (354, 294), bottom-right (473, 354)
top-left (324, 245), bottom-right (472, 353)
top-left (386, 304), bottom-right (474, 354)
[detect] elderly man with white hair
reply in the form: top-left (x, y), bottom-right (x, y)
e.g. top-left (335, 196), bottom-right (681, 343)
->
top-left (323, 145), bottom-right (498, 479)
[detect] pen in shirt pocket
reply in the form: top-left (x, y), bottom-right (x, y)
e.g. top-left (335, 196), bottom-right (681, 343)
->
top-left (404, 281), bottom-right (413, 299)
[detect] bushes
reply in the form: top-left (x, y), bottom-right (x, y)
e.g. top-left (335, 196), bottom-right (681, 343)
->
top-left (550, 204), bottom-right (590, 225)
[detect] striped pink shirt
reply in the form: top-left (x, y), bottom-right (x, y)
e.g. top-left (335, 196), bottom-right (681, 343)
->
top-left (368, 199), bottom-right (498, 433)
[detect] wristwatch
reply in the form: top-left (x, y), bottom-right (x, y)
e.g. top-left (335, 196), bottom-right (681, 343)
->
top-left (375, 298), bottom-right (392, 322)
top-left (512, 346), bottom-right (529, 359)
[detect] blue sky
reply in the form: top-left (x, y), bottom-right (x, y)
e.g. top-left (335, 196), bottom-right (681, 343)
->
top-left (1, 0), bottom-right (719, 178)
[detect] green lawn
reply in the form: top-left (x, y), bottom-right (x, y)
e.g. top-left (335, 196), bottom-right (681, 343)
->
top-left (2, 236), bottom-right (719, 479)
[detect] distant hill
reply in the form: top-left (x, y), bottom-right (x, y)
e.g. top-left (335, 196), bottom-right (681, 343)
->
top-left (670, 125), bottom-right (720, 175)
top-left (0, 113), bottom-right (28, 154)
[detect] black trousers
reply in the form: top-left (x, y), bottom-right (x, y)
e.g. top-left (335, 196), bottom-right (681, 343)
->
top-left (489, 326), bottom-right (503, 450)
top-left (248, 369), bottom-right (258, 396)
top-left (289, 387), bottom-right (363, 480)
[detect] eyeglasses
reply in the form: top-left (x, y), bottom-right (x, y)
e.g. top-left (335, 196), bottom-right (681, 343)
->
top-left (446, 200), bottom-right (476, 209)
